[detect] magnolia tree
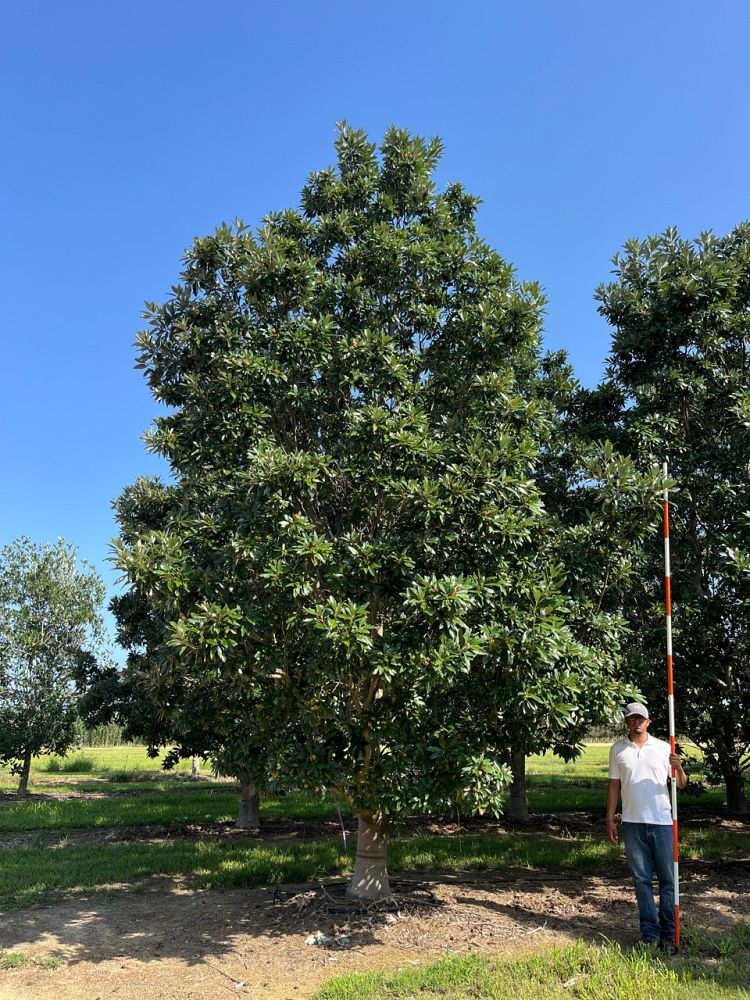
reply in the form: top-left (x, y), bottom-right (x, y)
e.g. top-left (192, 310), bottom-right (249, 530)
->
top-left (585, 224), bottom-right (750, 813)
top-left (116, 126), bottom-right (650, 899)
top-left (0, 537), bottom-right (107, 797)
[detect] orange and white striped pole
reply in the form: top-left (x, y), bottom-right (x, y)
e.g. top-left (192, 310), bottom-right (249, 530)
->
top-left (663, 461), bottom-right (680, 946)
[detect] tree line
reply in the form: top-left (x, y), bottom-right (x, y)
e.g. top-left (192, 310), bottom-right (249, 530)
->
top-left (2, 126), bottom-right (748, 900)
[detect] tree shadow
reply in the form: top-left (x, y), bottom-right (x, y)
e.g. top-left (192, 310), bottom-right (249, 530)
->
top-left (0, 877), bottom-right (393, 968)
top-left (1, 860), bottom-right (746, 976)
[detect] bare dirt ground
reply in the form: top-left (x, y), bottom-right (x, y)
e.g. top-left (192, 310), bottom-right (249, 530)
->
top-left (1, 858), bottom-right (749, 1000)
top-left (1, 807), bottom-right (749, 1000)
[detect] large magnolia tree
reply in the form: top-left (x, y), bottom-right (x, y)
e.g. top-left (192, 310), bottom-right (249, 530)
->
top-left (585, 224), bottom-right (750, 814)
top-left (116, 125), bottom-right (648, 898)
top-left (0, 537), bottom-right (107, 797)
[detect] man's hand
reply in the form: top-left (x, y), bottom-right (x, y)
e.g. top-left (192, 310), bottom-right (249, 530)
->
top-left (605, 778), bottom-right (621, 844)
top-left (669, 752), bottom-right (688, 789)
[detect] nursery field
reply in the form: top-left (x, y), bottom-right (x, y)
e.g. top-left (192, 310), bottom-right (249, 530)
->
top-left (0, 746), bottom-right (748, 999)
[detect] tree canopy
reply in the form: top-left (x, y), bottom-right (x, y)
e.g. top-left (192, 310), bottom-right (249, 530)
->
top-left (114, 125), bottom-right (652, 898)
top-left (587, 223), bottom-right (750, 813)
top-left (0, 536), bottom-right (107, 797)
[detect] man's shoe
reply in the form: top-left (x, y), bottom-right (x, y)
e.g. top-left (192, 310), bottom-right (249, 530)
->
top-left (659, 939), bottom-right (678, 956)
top-left (638, 937), bottom-right (659, 947)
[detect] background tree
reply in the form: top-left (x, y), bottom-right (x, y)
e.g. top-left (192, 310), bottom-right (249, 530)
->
top-left (586, 223), bottom-right (750, 814)
top-left (0, 537), bottom-right (107, 797)
top-left (79, 479), bottom-right (271, 828)
top-left (475, 350), bottom-right (662, 820)
top-left (116, 125), bottom-right (648, 899)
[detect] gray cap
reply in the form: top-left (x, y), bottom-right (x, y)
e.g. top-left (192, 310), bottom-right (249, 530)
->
top-left (624, 702), bottom-right (649, 720)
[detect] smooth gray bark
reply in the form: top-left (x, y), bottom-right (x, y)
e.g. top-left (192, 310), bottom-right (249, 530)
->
top-left (16, 750), bottom-right (32, 799)
top-left (236, 777), bottom-right (260, 828)
top-left (346, 814), bottom-right (391, 901)
top-left (507, 751), bottom-right (529, 822)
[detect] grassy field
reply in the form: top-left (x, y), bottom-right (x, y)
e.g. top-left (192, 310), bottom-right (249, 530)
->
top-left (0, 741), bottom-right (722, 808)
top-left (314, 932), bottom-right (750, 999)
top-left (1, 744), bottom-right (746, 995)
top-left (0, 742), bottom-right (725, 837)
top-left (0, 741), bottom-right (702, 779)
top-left (0, 787), bottom-right (346, 831)
top-left (3, 822), bottom-right (748, 910)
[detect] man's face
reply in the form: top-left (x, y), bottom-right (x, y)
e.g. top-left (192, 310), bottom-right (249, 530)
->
top-left (625, 713), bottom-right (650, 738)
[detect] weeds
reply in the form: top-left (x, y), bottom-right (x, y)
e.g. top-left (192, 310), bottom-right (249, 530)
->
top-left (0, 951), bottom-right (61, 971)
top-left (43, 755), bottom-right (96, 774)
top-left (34, 955), bottom-right (61, 969)
top-left (0, 951), bottom-right (27, 970)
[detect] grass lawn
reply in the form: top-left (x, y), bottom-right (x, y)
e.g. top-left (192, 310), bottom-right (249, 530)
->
top-left (0, 745), bottom-right (200, 782)
top-left (0, 787), bottom-right (349, 832)
top-left (314, 931), bottom-right (750, 999)
top-left (2, 822), bottom-right (748, 910)
top-left (0, 743), bottom-right (743, 911)
top-left (0, 741), bottom-right (709, 780)
top-left (0, 743), bottom-right (726, 825)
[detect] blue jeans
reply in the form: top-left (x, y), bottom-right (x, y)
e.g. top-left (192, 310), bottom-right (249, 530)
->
top-left (621, 822), bottom-right (675, 943)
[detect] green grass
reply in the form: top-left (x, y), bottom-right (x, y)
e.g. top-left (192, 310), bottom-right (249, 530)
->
top-left (527, 745), bottom-right (612, 782)
top-left (2, 825), bottom-right (748, 911)
top-left (0, 788), bottom-right (350, 832)
top-left (0, 951), bottom-right (61, 971)
top-left (0, 745), bottom-right (201, 779)
top-left (34, 955), bottom-right (61, 969)
top-left (0, 951), bottom-right (28, 970)
top-left (0, 838), bottom-right (353, 907)
top-left (314, 931), bottom-right (750, 999)
top-left (43, 753), bottom-right (97, 773)
top-left (525, 785), bottom-right (724, 811)
top-left (391, 825), bottom-right (750, 872)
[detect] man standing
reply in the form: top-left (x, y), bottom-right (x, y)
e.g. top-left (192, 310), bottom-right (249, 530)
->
top-left (606, 702), bottom-right (688, 952)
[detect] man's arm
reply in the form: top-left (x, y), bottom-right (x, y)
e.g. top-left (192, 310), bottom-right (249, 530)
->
top-left (606, 778), bottom-right (621, 845)
top-left (669, 752), bottom-right (688, 790)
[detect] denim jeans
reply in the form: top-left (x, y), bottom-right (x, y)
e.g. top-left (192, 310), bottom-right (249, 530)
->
top-left (621, 822), bottom-right (675, 942)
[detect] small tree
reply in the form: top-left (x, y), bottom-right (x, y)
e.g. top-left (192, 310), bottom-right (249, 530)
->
top-left (117, 125), bottom-right (649, 898)
top-left (589, 224), bottom-right (750, 814)
top-left (0, 537), bottom-right (107, 797)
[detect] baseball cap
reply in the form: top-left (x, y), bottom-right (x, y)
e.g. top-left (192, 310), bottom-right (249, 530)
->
top-left (623, 702), bottom-right (649, 720)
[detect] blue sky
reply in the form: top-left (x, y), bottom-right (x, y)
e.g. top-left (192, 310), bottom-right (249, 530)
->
top-left (2, 1), bottom-right (748, 643)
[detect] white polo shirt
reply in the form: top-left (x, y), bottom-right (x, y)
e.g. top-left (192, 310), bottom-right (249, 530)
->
top-left (608, 734), bottom-right (673, 825)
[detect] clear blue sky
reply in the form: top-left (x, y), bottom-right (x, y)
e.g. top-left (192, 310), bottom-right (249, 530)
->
top-left (2, 1), bottom-right (748, 644)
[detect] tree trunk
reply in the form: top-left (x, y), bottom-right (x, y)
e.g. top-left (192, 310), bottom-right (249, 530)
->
top-left (236, 777), bottom-right (260, 828)
top-left (507, 751), bottom-right (529, 822)
top-left (723, 766), bottom-right (750, 816)
top-left (16, 750), bottom-right (32, 799)
top-left (346, 814), bottom-right (391, 902)
top-left (190, 755), bottom-right (201, 780)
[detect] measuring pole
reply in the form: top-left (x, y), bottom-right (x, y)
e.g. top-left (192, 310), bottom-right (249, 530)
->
top-left (663, 461), bottom-right (680, 946)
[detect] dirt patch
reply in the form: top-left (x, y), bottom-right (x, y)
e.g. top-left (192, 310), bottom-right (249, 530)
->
top-left (1, 862), bottom-right (748, 999)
